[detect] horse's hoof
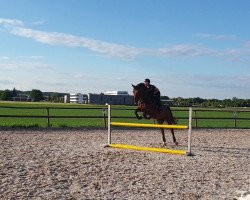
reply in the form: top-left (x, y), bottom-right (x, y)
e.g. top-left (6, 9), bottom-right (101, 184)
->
top-left (175, 142), bottom-right (179, 146)
top-left (162, 143), bottom-right (167, 147)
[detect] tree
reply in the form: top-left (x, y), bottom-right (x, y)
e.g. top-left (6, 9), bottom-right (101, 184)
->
top-left (0, 90), bottom-right (12, 101)
top-left (30, 89), bottom-right (43, 101)
top-left (51, 93), bottom-right (60, 102)
top-left (12, 87), bottom-right (17, 97)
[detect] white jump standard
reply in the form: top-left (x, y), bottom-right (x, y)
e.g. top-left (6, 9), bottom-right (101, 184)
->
top-left (106, 105), bottom-right (193, 156)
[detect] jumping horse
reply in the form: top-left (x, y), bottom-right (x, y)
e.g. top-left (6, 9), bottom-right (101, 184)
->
top-left (132, 83), bottom-right (178, 146)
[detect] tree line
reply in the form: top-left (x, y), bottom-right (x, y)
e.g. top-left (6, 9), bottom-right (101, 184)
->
top-left (162, 96), bottom-right (250, 108)
top-left (0, 88), bottom-right (65, 103)
top-left (0, 88), bottom-right (249, 107)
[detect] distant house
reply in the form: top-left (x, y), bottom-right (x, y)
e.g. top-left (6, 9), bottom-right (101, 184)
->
top-left (104, 91), bottom-right (129, 95)
top-left (12, 95), bottom-right (31, 102)
top-left (69, 93), bottom-right (88, 104)
top-left (87, 93), bottom-right (134, 105)
top-left (69, 91), bottom-right (134, 105)
top-left (70, 93), bottom-right (84, 104)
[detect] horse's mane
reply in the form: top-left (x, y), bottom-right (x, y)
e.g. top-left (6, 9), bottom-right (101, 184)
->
top-left (135, 83), bottom-right (146, 90)
top-left (134, 82), bottom-right (152, 102)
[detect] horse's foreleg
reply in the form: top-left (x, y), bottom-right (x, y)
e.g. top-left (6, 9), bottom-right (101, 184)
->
top-left (134, 108), bottom-right (143, 120)
top-left (170, 128), bottom-right (178, 146)
top-left (160, 128), bottom-right (167, 146)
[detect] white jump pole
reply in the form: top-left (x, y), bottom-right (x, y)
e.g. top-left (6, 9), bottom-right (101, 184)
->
top-left (107, 104), bottom-right (111, 145)
top-left (187, 107), bottom-right (193, 156)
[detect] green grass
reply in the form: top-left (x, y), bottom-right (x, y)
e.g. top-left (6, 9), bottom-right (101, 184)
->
top-left (0, 101), bottom-right (249, 128)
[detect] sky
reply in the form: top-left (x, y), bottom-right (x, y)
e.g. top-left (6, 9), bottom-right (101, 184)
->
top-left (0, 0), bottom-right (250, 99)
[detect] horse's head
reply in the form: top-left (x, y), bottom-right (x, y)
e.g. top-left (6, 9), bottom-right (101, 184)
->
top-left (132, 84), bottom-right (139, 104)
top-left (132, 83), bottom-right (149, 105)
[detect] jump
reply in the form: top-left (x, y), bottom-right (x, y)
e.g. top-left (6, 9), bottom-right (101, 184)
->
top-left (132, 79), bottom-right (178, 146)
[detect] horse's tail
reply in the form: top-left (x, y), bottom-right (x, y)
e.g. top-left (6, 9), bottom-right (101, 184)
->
top-left (166, 106), bottom-right (176, 124)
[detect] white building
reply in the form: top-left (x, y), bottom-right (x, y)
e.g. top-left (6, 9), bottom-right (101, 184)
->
top-left (104, 91), bottom-right (129, 95)
top-left (70, 93), bottom-right (84, 104)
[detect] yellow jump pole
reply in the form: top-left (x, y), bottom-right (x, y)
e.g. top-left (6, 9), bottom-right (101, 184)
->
top-left (111, 122), bottom-right (188, 129)
top-left (109, 144), bottom-right (186, 155)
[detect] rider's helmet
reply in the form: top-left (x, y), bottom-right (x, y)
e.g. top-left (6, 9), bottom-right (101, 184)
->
top-left (144, 78), bottom-right (150, 84)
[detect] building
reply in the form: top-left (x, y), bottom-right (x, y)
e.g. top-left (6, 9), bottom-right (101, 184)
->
top-left (87, 93), bottom-right (134, 105)
top-left (12, 95), bottom-right (31, 102)
top-left (104, 91), bottom-right (129, 95)
top-left (70, 93), bottom-right (84, 104)
top-left (69, 91), bottom-right (134, 105)
top-left (64, 95), bottom-right (70, 103)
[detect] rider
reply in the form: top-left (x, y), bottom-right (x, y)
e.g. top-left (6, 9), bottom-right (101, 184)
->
top-left (144, 78), bottom-right (161, 109)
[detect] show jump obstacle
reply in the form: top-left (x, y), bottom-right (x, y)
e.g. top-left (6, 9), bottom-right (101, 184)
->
top-left (106, 105), bottom-right (193, 156)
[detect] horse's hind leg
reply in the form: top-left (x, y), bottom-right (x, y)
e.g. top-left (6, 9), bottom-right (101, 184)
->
top-left (157, 119), bottom-right (166, 146)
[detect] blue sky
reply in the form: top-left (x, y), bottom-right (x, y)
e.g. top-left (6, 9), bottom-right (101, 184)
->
top-left (0, 0), bottom-right (249, 99)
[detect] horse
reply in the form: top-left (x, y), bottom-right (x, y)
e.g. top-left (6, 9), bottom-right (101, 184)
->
top-left (132, 83), bottom-right (178, 146)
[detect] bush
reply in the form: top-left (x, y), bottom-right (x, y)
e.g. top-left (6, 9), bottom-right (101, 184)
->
top-left (30, 89), bottom-right (43, 101)
top-left (0, 90), bottom-right (12, 101)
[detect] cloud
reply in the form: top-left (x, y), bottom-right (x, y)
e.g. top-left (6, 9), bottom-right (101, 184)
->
top-left (0, 60), bottom-right (51, 71)
top-left (196, 33), bottom-right (237, 40)
top-left (0, 18), bottom-right (249, 62)
top-left (8, 26), bottom-right (218, 59)
top-left (0, 17), bottom-right (217, 59)
top-left (0, 56), bottom-right (9, 60)
top-left (18, 55), bottom-right (44, 59)
top-left (159, 74), bottom-right (250, 90)
top-left (243, 41), bottom-right (250, 48)
top-left (73, 72), bottom-right (126, 81)
top-left (31, 20), bottom-right (45, 25)
top-left (0, 79), bottom-right (14, 85)
top-left (0, 18), bottom-right (23, 26)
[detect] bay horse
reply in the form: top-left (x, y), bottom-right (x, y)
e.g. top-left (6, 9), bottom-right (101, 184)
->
top-left (132, 83), bottom-right (178, 146)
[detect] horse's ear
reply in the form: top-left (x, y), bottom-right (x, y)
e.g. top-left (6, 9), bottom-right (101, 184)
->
top-left (131, 84), bottom-right (135, 88)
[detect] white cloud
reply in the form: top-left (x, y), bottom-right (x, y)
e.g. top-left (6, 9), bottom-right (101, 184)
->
top-left (0, 56), bottom-right (9, 60)
top-left (31, 20), bottom-right (45, 25)
top-left (196, 33), bottom-right (237, 40)
top-left (0, 60), bottom-right (51, 71)
top-left (8, 26), bottom-right (219, 59)
top-left (0, 79), bottom-right (14, 85)
top-left (0, 18), bottom-right (249, 63)
top-left (155, 45), bottom-right (217, 57)
top-left (243, 41), bottom-right (250, 48)
top-left (18, 55), bottom-right (44, 59)
top-left (0, 18), bottom-right (23, 26)
top-left (0, 17), bottom-right (227, 59)
top-left (152, 74), bottom-right (250, 98)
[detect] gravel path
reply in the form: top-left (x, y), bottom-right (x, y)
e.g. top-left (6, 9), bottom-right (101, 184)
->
top-left (0, 128), bottom-right (249, 199)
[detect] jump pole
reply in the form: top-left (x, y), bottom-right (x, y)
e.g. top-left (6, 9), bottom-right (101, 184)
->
top-left (106, 105), bottom-right (193, 156)
top-left (107, 104), bottom-right (111, 145)
top-left (187, 107), bottom-right (193, 156)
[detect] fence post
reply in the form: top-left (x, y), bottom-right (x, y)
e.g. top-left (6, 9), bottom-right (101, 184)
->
top-left (233, 111), bottom-right (237, 128)
top-left (102, 108), bottom-right (107, 127)
top-left (46, 108), bottom-right (50, 127)
top-left (194, 110), bottom-right (197, 128)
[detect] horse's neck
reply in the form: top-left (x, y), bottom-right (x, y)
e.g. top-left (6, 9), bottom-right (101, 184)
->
top-left (139, 100), bottom-right (155, 111)
top-left (140, 98), bottom-right (152, 105)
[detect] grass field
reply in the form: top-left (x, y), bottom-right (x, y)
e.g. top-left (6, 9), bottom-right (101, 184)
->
top-left (0, 101), bottom-right (249, 128)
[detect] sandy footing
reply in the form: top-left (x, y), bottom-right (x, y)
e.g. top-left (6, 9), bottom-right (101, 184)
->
top-left (0, 128), bottom-right (249, 199)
